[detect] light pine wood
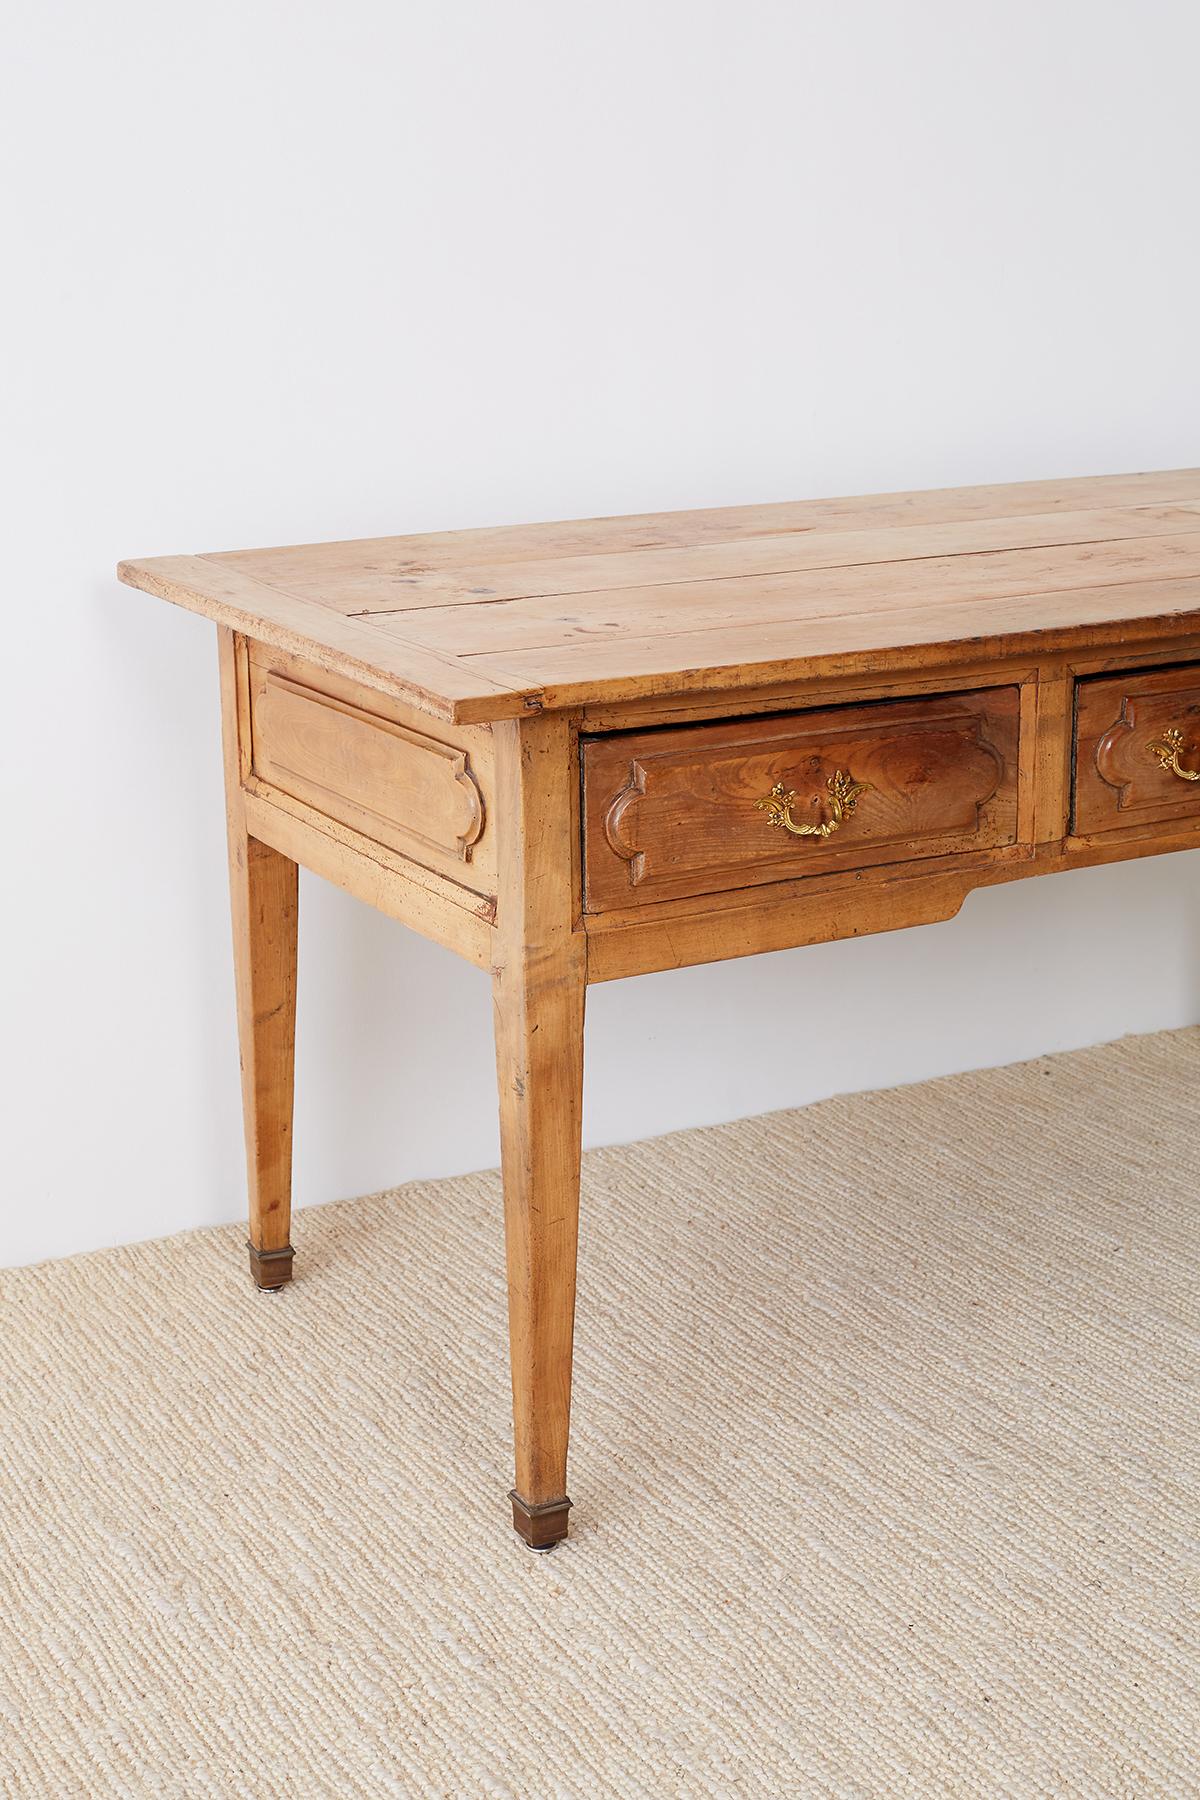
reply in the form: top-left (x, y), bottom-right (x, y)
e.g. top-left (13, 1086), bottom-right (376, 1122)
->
top-left (213, 505), bottom-right (1200, 612)
top-left (122, 553), bottom-right (515, 721)
top-left (245, 642), bottom-right (499, 923)
top-left (126, 471), bottom-right (1200, 1546)
top-left (119, 471), bottom-right (1200, 723)
top-left (218, 629), bottom-right (299, 1289)
top-left (466, 576), bottom-right (1200, 716)
top-left (180, 469), bottom-right (1200, 588)
top-left (1028, 674), bottom-right (1074, 846)
top-left (241, 788), bottom-right (495, 968)
top-left (490, 712), bottom-right (586, 1550)
top-left (251, 671), bottom-right (489, 876)
top-left (391, 532), bottom-right (1200, 650)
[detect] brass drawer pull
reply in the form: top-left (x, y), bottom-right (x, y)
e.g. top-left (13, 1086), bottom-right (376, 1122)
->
top-left (1147, 727), bottom-right (1200, 782)
top-left (755, 770), bottom-right (869, 840)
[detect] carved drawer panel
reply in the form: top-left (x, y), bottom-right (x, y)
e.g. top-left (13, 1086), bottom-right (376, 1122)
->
top-left (582, 688), bottom-right (1021, 912)
top-left (1074, 663), bottom-right (1200, 836)
top-left (249, 666), bottom-right (491, 885)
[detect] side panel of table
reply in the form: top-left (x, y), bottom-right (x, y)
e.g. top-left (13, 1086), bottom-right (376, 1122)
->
top-left (219, 629), bottom-right (588, 1544)
top-left (232, 637), bottom-right (500, 969)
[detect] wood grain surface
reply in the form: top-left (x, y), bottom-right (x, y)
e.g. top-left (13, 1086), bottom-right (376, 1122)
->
top-left (1075, 664), bottom-right (1200, 835)
top-left (129, 474), bottom-right (1200, 1546)
top-left (582, 688), bottom-right (1020, 911)
top-left (119, 470), bottom-right (1200, 722)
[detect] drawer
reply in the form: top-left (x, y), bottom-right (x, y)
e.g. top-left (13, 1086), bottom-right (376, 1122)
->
top-left (1074, 662), bottom-right (1200, 836)
top-left (248, 663), bottom-right (493, 888)
top-left (582, 687), bottom-right (1021, 912)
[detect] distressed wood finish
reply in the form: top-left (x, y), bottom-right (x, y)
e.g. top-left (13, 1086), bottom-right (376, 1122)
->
top-left (491, 712), bottom-right (586, 1550)
top-left (1074, 663), bottom-right (1200, 836)
top-left (582, 688), bottom-right (1019, 912)
top-left (120, 469), bottom-right (1200, 723)
top-left (251, 670), bottom-right (489, 877)
top-left (218, 630), bottom-right (299, 1289)
top-left (122, 469), bottom-right (1200, 1546)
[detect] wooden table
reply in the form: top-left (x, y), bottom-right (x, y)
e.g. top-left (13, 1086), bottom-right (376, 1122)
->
top-left (120, 468), bottom-right (1200, 1549)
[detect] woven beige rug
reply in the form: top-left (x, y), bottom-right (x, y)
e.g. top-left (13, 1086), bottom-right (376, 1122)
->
top-left (2, 1030), bottom-right (1198, 1798)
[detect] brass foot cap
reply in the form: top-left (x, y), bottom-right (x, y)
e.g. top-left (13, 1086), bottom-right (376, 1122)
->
top-left (247, 1241), bottom-right (295, 1290)
top-left (509, 1490), bottom-right (571, 1550)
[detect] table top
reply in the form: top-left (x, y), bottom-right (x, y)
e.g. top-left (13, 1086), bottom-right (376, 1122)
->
top-left (119, 469), bottom-right (1200, 723)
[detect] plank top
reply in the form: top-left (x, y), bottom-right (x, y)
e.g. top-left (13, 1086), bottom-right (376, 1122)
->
top-left (119, 469), bottom-right (1200, 721)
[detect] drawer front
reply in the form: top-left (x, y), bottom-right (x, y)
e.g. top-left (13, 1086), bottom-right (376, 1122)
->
top-left (582, 687), bottom-right (1021, 912)
top-left (249, 665), bottom-right (493, 887)
top-left (1074, 663), bottom-right (1200, 836)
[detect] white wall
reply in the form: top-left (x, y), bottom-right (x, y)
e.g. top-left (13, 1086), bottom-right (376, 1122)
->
top-left (3, 1), bottom-right (1199, 1266)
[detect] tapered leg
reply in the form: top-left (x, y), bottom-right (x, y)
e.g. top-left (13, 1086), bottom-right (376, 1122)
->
top-left (493, 948), bottom-right (585, 1547)
top-left (492, 713), bottom-right (586, 1548)
top-left (218, 629), bottom-right (299, 1289)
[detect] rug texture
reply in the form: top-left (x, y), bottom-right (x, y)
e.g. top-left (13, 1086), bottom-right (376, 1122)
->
top-left (2, 1030), bottom-right (1198, 1798)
